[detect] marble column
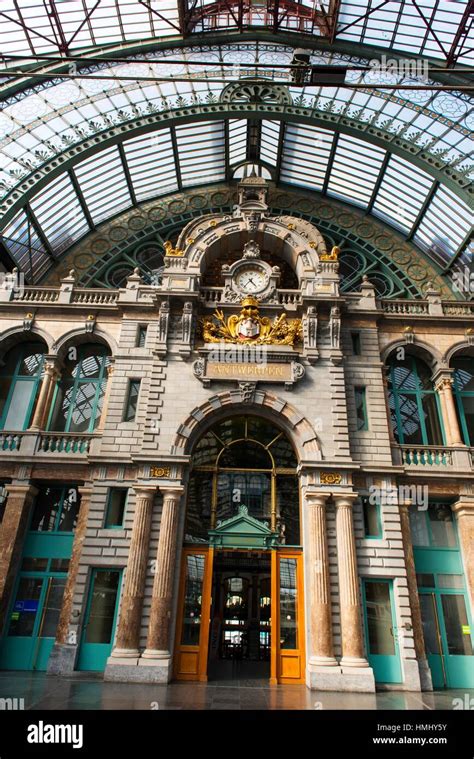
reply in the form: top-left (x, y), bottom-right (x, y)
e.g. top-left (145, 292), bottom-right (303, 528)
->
top-left (141, 486), bottom-right (183, 669)
top-left (29, 358), bottom-right (59, 431)
top-left (398, 501), bottom-right (433, 691)
top-left (306, 491), bottom-right (337, 666)
top-left (334, 493), bottom-right (370, 668)
top-left (435, 375), bottom-right (463, 446)
top-left (111, 486), bottom-right (156, 658)
top-left (48, 484), bottom-right (93, 674)
top-left (452, 498), bottom-right (474, 612)
top-left (0, 483), bottom-right (38, 635)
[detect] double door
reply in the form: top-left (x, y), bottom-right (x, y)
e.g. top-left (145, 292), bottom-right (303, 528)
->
top-left (173, 548), bottom-right (305, 684)
top-left (0, 574), bottom-right (66, 671)
top-left (419, 590), bottom-right (474, 689)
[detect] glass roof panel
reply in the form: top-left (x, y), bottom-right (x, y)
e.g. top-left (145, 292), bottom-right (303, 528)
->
top-left (414, 185), bottom-right (473, 267)
top-left (72, 146), bottom-right (132, 225)
top-left (174, 120), bottom-right (226, 186)
top-left (29, 173), bottom-right (90, 255)
top-left (280, 123), bottom-right (335, 191)
top-left (2, 208), bottom-right (51, 281)
top-left (372, 155), bottom-right (435, 234)
top-left (228, 120), bottom-right (248, 166)
top-left (260, 120), bottom-right (281, 169)
top-left (327, 134), bottom-right (386, 208)
top-left (123, 129), bottom-right (178, 202)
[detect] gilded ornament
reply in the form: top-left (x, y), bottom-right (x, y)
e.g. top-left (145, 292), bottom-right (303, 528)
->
top-left (320, 246), bottom-right (340, 262)
top-left (320, 472), bottom-right (342, 485)
top-left (163, 241), bottom-right (184, 257)
top-left (201, 297), bottom-right (302, 346)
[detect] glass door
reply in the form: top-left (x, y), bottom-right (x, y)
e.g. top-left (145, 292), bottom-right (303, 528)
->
top-left (174, 548), bottom-right (213, 681)
top-left (0, 574), bottom-right (67, 671)
top-left (77, 569), bottom-right (122, 672)
top-left (273, 551), bottom-right (305, 684)
top-left (362, 579), bottom-right (402, 684)
top-left (419, 592), bottom-right (446, 688)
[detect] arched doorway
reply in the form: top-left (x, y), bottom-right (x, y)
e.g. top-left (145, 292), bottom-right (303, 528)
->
top-left (173, 415), bottom-right (305, 684)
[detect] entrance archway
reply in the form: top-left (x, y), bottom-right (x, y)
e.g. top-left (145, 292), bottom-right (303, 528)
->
top-left (173, 415), bottom-right (305, 684)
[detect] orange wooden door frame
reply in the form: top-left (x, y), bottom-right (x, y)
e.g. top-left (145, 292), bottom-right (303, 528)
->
top-left (173, 546), bottom-right (213, 682)
top-left (274, 549), bottom-right (306, 684)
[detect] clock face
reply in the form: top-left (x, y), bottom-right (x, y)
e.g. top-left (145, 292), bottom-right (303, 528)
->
top-left (235, 266), bottom-right (266, 293)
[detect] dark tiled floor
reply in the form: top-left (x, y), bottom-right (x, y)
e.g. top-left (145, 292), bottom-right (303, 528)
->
top-left (0, 672), bottom-right (472, 710)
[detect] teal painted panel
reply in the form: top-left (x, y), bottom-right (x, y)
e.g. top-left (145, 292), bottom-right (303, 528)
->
top-left (445, 656), bottom-right (474, 689)
top-left (413, 548), bottom-right (461, 574)
top-left (23, 532), bottom-right (74, 559)
top-left (0, 638), bottom-right (34, 670)
top-left (76, 642), bottom-right (112, 672)
top-left (426, 654), bottom-right (445, 689)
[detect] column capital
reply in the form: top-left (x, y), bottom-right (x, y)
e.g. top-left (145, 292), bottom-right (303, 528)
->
top-left (77, 483), bottom-right (94, 500)
top-left (333, 492), bottom-right (358, 509)
top-left (432, 367), bottom-right (455, 389)
top-left (305, 490), bottom-right (330, 508)
top-left (158, 485), bottom-right (184, 501)
top-left (133, 485), bottom-right (158, 501)
top-left (451, 498), bottom-right (474, 517)
top-left (5, 482), bottom-right (39, 500)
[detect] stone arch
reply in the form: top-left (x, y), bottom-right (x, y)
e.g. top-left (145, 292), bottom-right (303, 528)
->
top-left (178, 215), bottom-right (323, 284)
top-left (53, 327), bottom-right (118, 363)
top-left (171, 389), bottom-right (322, 462)
top-left (382, 339), bottom-right (443, 372)
top-left (444, 340), bottom-right (474, 366)
top-left (0, 325), bottom-right (54, 359)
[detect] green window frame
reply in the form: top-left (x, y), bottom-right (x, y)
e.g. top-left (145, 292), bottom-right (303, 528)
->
top-left (28, 486), bottom-right (80, 534)
top-left (409, 503), bottom-right (458, 550)
top-left (355, 386), bottom-right (369, 431)
top-left (386, 355), bottom-right (445, 446)
top-left (362, 496), bottom-right (383, 538)
top-left (137, 326), bottom-right (147, 347)
top-left (123, 379), bottom-right (140, 422)
top-left (0, 342), bottom-right (45, 431)
top-left (104, 488), bottom-right (128, 528)
top-left (47, 344), bottom-right (110, 434)
top-left (452, 357), bottom-right (474, 447)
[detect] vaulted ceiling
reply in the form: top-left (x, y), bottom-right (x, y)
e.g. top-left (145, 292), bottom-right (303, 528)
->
top-left (0, 2), bottom-right (472, 292)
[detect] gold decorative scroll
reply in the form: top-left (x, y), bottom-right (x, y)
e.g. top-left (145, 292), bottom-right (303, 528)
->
top-left (320, 246), bottom-right (340, 262)
top-left (320, 472), bottom-right (342, 485)
top-left (201, 296), bottom-right (302, 346)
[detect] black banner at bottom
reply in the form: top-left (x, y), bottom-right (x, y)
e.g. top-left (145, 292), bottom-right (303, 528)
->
top-left (0, 709), bottom-right (473, 757)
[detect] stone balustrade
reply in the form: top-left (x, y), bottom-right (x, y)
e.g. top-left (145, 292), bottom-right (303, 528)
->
top-left (400, 445), bottom-right (453, 467)
top-left (36, 432), bottom-right (94, 454)
top-left (380, 300), bottom-right (430, 315)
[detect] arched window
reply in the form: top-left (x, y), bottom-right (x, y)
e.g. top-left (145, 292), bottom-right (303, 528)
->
top-left (386, 354), bottom-right (444, 446)
top-left (0, 342), bottom-right (45, 430)
top-left (452, 356), bottom-right (474, 446)
top-left (48, 344), bottom-right (111, 433)
top-left (186, 415), bottom-right (299, 545)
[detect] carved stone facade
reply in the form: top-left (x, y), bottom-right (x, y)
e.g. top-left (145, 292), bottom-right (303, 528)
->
top-left (0, 184), bottom-right (473, 693)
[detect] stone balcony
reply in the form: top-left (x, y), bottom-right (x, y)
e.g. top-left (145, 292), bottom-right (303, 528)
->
top-left (0, 431), bottom-right (98, 459)
top-left (392, 444), bottom-right (474, 473)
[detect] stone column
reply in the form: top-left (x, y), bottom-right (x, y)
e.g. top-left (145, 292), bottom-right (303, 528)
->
top-left (48, 484), bottom-right (93, 674)
top-left (141, 486), bottom-right (183, 676)
top-left (0, 483), bottom-right (38, 635)
top-left (111, 486), bottom-right (156, 658)
top-left (306, 491), bottom-right (337, 666)
top-left (398, 501), bottom-right (433, 691)
top-left (435, 375), bottom-right (463, 446)
top-left (334, 493), bottom-right (371, 672)
top-left (29, 358), bottom-right (60, 431)
top-left (452, 498), bottom-right (474, 613)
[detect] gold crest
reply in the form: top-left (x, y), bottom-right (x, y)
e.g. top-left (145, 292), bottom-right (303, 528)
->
top-left (201, 297), bottom-right (302, 346)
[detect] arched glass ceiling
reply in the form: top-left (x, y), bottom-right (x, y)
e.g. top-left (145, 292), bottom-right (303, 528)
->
top-left (0, 33), bottom-right (472, 286)
top-left (0, 1), bottom-right (472, 65)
